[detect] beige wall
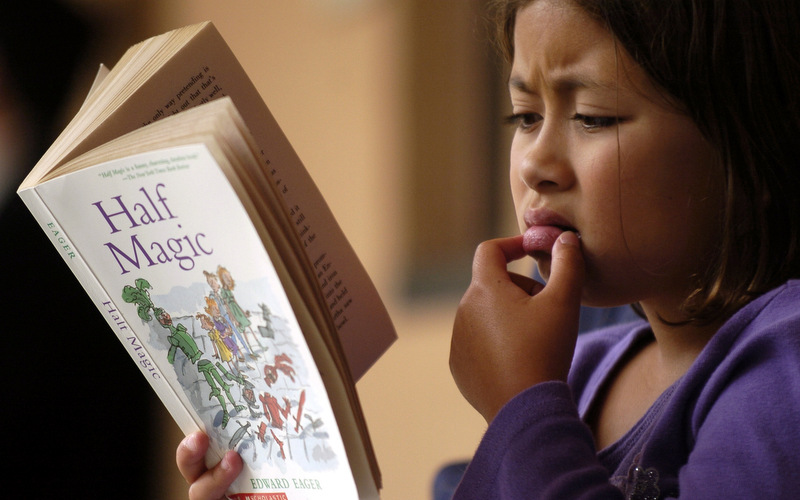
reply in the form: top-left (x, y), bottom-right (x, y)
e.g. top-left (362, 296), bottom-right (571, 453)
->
top-left (71, 1), bottom-right (509, 498)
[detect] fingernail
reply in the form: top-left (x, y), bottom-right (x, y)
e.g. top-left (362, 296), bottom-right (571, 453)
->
top-left (558, 231), bottom-right (580, 247)
top-left (221, 452), bottom-right (233, 471)
top-left (184, 434), bottom-right (198, 452)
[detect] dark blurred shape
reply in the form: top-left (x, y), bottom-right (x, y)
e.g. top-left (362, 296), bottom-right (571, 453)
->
top-left (2, 2), bottom-right (155, 498)
top-left (0, 0), bottom-right (89, 155)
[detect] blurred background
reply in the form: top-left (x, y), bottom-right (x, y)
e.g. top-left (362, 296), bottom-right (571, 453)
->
top-left (2, 1), bottom-right (523, 498)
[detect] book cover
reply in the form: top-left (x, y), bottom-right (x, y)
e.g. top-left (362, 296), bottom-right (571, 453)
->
top-left (29, 142), bottom-right (368, 499)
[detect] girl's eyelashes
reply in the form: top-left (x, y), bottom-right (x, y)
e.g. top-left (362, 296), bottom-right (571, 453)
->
top-left (571, 113), bottom-right (621, 130)
top-left (504, 112), bottom-right (542, 131)
top-left (505, 112), bottom-right (624, 132)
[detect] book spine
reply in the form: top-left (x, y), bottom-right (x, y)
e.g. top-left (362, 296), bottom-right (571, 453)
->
top-left (18, 187), bottom-right (201, 434)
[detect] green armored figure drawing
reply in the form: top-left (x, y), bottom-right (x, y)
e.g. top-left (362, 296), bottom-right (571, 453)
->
top-left (122, 279), bottom-right (202, 364)
top-left (154, 307), bottom-right (203, 364)
top-left (122, 278), bottom-right (247, 428)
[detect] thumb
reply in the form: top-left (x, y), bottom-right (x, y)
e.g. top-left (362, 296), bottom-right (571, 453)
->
top-left (544, 231), bottom-right (585, 306)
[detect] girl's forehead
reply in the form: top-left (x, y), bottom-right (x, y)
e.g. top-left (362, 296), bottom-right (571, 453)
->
top-left (511, 2), bottom-right (618, 89)
top-left (510, 0), bottom-right (667, 109)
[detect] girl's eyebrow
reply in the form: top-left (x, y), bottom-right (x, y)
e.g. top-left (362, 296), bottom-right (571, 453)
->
top-left (509, 72), bottom-right (617, 94)
top-left (508, 75), bottom-right (534, 93)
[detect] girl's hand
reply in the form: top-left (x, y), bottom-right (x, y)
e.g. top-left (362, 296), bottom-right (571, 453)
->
top-left (176, 431), bottom-right (243, 500)
top-left (450, 232), bottom-right (585, 423)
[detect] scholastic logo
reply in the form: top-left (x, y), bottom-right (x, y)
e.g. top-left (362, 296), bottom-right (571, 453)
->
top-left (229, 493), bottom-right (288, 500)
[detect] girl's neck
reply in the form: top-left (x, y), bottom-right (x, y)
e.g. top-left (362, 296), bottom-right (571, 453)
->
top-left (639, 300), bottom-right (723, 381)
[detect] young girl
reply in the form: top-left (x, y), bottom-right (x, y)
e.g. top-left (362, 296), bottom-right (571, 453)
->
top-left (448, 0), bottom-right (800, 498)
top-left (176, 0), bottom-right (800, 498)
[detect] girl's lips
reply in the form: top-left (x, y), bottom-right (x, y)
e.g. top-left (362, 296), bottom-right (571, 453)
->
top-left (521, 208), bottom-right (577, 255)
top-left (522, 225), bottom-right (566, 255)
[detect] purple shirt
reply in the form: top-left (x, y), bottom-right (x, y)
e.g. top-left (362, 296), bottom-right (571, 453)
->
top-left (454, 280), bottom-right (800, 499)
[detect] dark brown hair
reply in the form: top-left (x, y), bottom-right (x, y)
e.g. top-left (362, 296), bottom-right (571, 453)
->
top-left (491, 0), bottom-right (800, 324)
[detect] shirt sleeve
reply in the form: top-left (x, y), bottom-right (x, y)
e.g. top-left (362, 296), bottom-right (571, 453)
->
top-left (452, 381), bottom-right (625, 499)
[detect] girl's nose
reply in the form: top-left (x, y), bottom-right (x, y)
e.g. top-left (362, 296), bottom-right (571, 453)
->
top-left (515, 122), bottom-right (575, 193)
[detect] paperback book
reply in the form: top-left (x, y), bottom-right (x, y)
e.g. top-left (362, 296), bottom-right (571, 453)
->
top-left (18, 22), bottom-right (395, 500)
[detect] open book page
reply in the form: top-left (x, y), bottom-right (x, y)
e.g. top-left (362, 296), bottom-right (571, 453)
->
top-left (26, 133), bottom-right (375, 498)
top-left (78, 64), bottom-right (111, 112)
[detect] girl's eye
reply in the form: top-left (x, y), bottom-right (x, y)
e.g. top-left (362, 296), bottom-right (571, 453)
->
top-left (572, 113), bottom-right (619, 130)
top-left (505, 112), bottom-right (542, 131)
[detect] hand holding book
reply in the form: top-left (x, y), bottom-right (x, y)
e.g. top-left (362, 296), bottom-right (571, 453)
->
top-left (177, 432), bottom-right (243, 500)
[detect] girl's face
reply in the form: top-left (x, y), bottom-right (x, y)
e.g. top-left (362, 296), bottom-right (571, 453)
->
top-left (510, 0), bottom-right (724, 310)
